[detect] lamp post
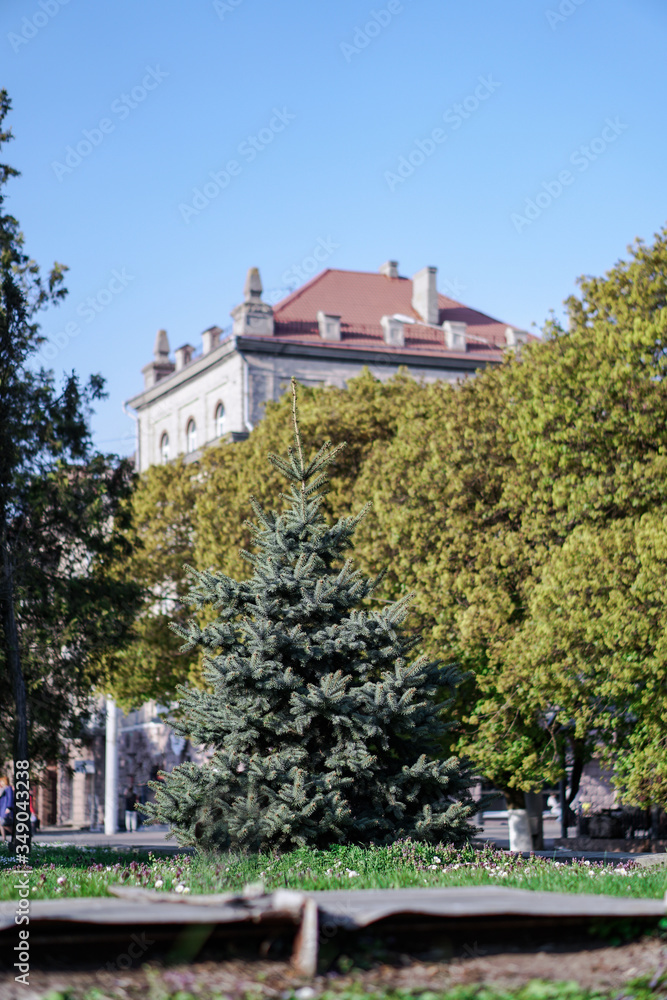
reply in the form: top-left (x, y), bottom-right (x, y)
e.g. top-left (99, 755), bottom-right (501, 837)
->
top-left (104, 696), bottom-right (118, 835)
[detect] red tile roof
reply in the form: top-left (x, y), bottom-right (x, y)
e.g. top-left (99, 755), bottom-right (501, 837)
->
top-left (259, 268), bottom-right (526, 360)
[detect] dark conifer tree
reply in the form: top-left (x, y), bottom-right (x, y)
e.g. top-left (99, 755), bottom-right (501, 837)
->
top-left (144, 380), bottom-right (477, 850)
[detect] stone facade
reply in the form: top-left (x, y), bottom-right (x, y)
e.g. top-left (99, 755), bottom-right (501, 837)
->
top-left (133, 341), bottom-right (246, 472)
top-left (573, 758), bottom-right (619, 814)
top-left (127, 261), bottom-right (526, 473)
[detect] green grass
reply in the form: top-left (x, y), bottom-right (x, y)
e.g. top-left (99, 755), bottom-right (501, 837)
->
top-left (34, 975), bottom-right (667, 1000)
top-left (1, 840), bottom-right (666, 901)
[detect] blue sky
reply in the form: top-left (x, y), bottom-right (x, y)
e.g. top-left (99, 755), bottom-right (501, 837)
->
top-left (2, 0), bottom-right (666, 454)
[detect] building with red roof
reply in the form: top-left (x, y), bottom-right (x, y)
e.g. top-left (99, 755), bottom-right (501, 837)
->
top-left (127, 261), bottom-right (528, 471)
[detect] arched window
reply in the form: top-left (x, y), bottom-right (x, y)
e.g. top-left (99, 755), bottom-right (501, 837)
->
top-left (186, 419), bottom-right (197, 454)
top-left (160, 432), bottom-right (170, 463)
top-left (215, 402), bottom-right (226, 437)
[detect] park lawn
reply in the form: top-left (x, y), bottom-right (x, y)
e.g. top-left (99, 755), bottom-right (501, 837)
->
top-left (23, 978), bottom-right (667, 1000)
top-left (1, 841), bottom-right (666, 902)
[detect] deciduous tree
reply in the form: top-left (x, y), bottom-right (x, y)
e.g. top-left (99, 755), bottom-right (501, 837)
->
top-left (0, 92), bottom-right (140, 784)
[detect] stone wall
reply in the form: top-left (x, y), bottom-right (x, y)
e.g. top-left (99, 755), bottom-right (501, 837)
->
top-left (574, 758), bottom-right (618, 813)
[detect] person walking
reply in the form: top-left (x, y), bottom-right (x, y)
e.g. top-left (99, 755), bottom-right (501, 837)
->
top-left (0, 776), bottom-right (14, 844)
top-left (124, 781), bottom-right (138, 833)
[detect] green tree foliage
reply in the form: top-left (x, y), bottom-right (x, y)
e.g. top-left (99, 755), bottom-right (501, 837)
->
top-left (508, 515), bottom-right (667, 808)
top-left (143, 383), bottom-right (477, 850)
top-left (109, 371), bottom-right (421, 707)
top-left (359, 229), bottom-right (667, 805)
top-left (129, 227), bottom-right (667, 807)
top-left (194, 371), bottom-right (421, 580)
top-left (103, 457), bottom-right (200, 709)
top-left (0, 91), bottom-right (140, 772)
top-left (351, 370), bottom-right (549, 803)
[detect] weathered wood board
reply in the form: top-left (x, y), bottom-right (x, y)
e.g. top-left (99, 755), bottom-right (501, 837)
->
top-left (1, 886), bottom-right (664, 977)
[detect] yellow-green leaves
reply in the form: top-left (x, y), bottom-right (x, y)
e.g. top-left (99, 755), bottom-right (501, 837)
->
top-left (117, 227), bottom-right (667, 803)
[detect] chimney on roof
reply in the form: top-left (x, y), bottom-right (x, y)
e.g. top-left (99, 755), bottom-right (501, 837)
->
top-left (154, 328), bottom-right (170, 360)
top-left (412, 266), bottom-right (439, 325)
top-left (231, 267), bottom-right (274, 336)
top-left (202, 326), bottom-right (222, 354)
top-left (443, 321), bottom-right (467, 351)
top-left (317, 311), bottom-right (342, 342)
top-left (379, 260), bottom-right (399, 278)
top-left (142, 329), bottom-right (175, 388)
top-left (175, 344), bottom-right (195, 371)
top-left (244, 266), bottom-right (263, 301)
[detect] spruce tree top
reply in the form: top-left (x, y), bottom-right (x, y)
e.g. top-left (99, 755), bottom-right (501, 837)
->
top-left (144, 380), bottom-right (477, 850)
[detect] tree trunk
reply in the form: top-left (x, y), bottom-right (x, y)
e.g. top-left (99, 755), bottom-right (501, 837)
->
top-left (1, 531), bottom-right (30, 851)
top-left (651, 806), bottom-right (660, 841)
top-left (562, 742), bottom-right (587, 836)
top-left (567, 744), bottom-right (586, 805)
top-left (525, 791), bottom-right (544, 850)
top-left (559, 777), bottom-right (568, 839)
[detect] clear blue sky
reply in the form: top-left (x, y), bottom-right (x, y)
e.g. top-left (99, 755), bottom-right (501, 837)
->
top-left (2, 0), bottom-right (666, 454)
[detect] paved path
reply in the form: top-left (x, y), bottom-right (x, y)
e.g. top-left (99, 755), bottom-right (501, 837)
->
top-left (31, 817), bottom-right (564, 852)
top-left (33, 825), bottom-right (180, 852)
top-left (28, 828), bottom-right (667, 866)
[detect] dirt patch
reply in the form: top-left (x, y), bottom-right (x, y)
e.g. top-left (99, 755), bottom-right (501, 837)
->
top-left (1, 937), bottom-right (665, 1000)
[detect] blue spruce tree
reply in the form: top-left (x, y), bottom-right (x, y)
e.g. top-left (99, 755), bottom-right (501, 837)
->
top-left (144, 380), bottom-right (478, 850)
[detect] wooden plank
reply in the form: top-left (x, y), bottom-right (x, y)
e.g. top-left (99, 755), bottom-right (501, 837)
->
top-left (3, 885), bottom-right (664, 935)
top-left (1, 887), bottom-right (665, 978)
top-left (0, 893), bottom-right (305, 932)
top-left (308, 887), bottom-right (666, 929)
